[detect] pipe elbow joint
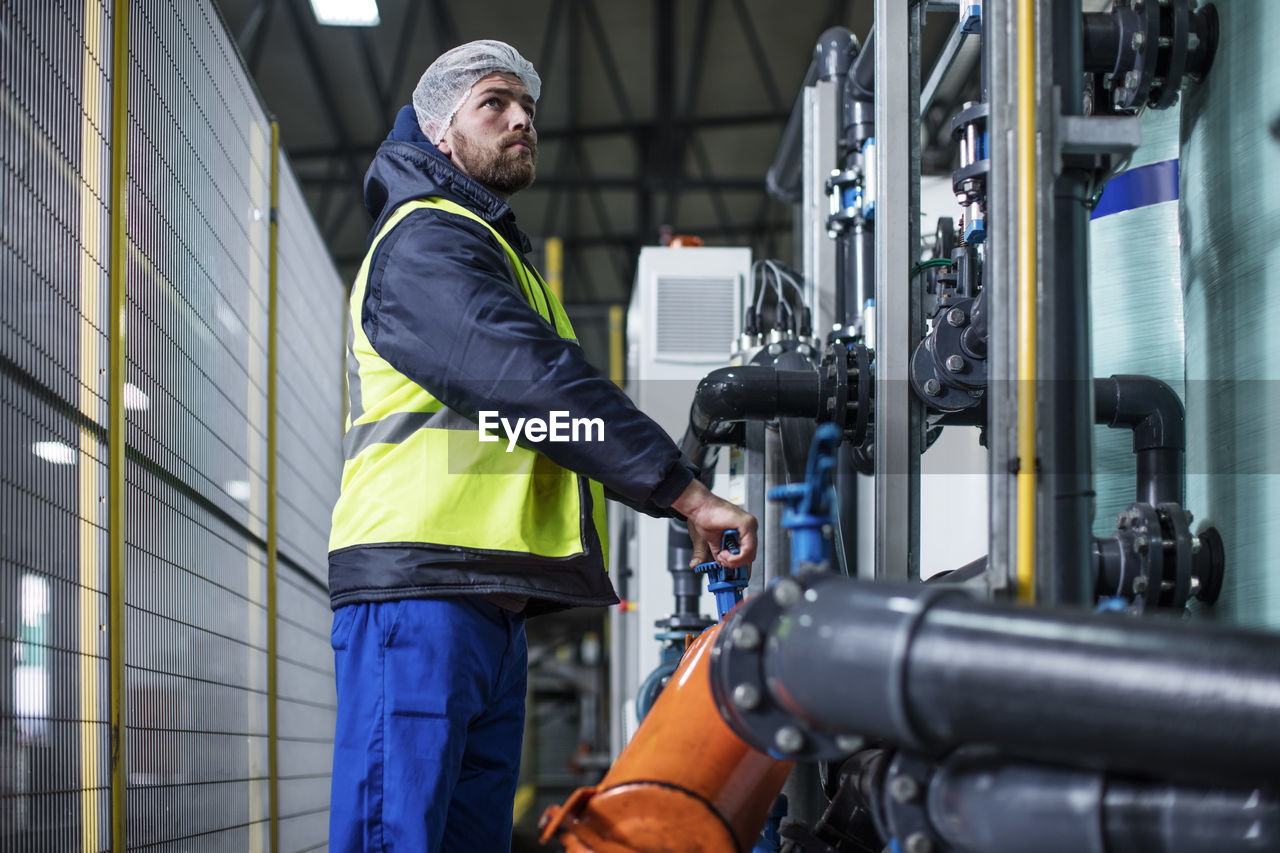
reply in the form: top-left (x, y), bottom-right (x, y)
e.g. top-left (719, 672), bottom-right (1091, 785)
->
top-left (1096, 374), bottom-right (1185, 452)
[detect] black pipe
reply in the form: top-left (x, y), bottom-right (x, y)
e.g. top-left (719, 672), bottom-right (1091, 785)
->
top-left (960, 285), bottom-right (987, 359)
top-left (678, 364), bottom-right (824, 483)
top-left (925, 554), bottom-right (987, 584)
top-left (713, 575), bottom-right (1280, 784)
top-left (1081, 12), bottom-right (1121, 73)
top-left (1093, 375), bottom-right (1185, 450)
top-left (847, 26), bottom-right (875, 103)
top-left (766, 28), bottom-right (859, 203)
top-left (1094, 374), bottom-right (1184, 505)
top-left (1042, 0), bottom-right (1093, 607)
top-left (928, 752), bottom-right (1280, 853)
top-left (687, 366), bottom-right (823, 442)
top-left (851, 223), bottom-right (874, 332)
top-left (666, 516), bottom-right (700, 616)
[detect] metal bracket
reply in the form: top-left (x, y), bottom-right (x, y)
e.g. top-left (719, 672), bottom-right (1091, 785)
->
top-left (1054, 112), bottom-right (1142, 177)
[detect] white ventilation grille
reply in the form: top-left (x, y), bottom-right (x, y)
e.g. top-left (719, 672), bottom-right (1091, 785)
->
top-left (655, 276), bottom-right (738, 358)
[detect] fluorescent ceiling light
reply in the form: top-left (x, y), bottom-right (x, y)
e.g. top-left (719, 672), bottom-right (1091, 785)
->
top-left (123, 382), bottom-right (150, 411)
top-left (225, 480), bottom-right (252, 502)
top-left (309, 0), bottom-right (379, 26)
top-left (32, 441), bottom-right (76, 465)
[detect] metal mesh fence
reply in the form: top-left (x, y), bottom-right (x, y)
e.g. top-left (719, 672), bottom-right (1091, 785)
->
top-left (1, 1), bottom-right (342, 849)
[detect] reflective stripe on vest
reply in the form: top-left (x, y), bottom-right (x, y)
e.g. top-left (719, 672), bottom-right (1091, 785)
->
top-left (330, 196), bottom-right (609, 564)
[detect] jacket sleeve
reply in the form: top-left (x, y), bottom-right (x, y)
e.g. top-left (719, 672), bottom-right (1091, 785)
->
top-left (362, 208), bottom-right (694, 515)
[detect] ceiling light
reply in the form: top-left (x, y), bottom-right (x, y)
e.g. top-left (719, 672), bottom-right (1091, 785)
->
top-left (32, 441), bottom-right (76, 465)
top-left (124, 382), bottom-right (150, 411)
top-left (225, 480), bottom-right (252, 502)
top-left (309, 0), bottom-right (379, 26)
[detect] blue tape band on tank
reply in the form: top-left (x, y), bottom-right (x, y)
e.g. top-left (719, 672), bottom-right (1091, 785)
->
top-left (1091, 158), bottom-right (1179, 220)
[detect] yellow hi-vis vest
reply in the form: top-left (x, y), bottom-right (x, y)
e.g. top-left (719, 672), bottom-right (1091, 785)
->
top-left (329, 197), bottom-right (609, 563)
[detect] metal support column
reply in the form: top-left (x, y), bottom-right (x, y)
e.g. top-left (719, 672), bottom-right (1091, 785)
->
top-left (984, 0), bottom-right (1023, 597)
top-left (873, 0), bottom-right (922, 581)
top-left (801, 79), bottom-right (839, 338)
top-left (267, 119), bottom-right (281, 853)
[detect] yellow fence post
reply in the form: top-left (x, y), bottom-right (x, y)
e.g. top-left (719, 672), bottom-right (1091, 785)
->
top-left (268, 120), bottom-right (282, 852)
top-left (108, 0), bottom-right (130, 847)
top-left (545, 236), bottom-right (564, 302)
top-left (608, 305), bottom-right (625, 387)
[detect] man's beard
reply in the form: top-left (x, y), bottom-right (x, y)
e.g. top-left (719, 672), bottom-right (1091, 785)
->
top-left (452, 130), bottom-right (537, 196)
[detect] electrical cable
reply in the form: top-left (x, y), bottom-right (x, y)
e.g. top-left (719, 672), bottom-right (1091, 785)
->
top-left (767, 259), bottom-right (808, 304)
top-left (753, 259), bottom-right (803, 331)
top-left (910, 258), bottom-right (954, 279)
top-left (829, 483), bottom-right (850, 576)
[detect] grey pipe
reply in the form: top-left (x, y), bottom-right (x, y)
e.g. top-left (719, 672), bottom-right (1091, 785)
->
top-left (712, 574), bottom-right (1280, 785)
top-left (1094, 374), bottom-right (1184, 506)
top-left (928, 752), bottom-right (1280, 853)
top-left (766, 27), bottom-right (860, 203)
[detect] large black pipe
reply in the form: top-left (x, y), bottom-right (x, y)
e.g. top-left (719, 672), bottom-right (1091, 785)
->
top-left (766, 28), bottom-right (859, 203)
top-left (1094, 374), bottom-right (1184, 506)
top-left (1043, 0), bottom-right (1094, 607)
top-left (687, 365), bottom-right (823, 442)
top-left (927, 752), bottom-right (1280, 853)
top-left (679, 364), bottom-right (824, 482)
top-left (713, 575), bottom-right (1280, 785)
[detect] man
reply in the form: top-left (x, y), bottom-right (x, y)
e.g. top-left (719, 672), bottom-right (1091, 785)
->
top-left (328, 40), bottom-right (757, 852)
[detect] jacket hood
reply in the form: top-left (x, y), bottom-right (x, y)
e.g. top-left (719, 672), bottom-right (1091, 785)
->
top-left (363, 105), bottom-right (522, 246)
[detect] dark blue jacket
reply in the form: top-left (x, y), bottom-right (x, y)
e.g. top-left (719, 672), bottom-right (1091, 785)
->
top-left (329, 107), bottom-right (694, 615)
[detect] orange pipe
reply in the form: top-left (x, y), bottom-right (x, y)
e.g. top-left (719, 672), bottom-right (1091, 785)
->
top-left (540, 624), bottom-right (793, 852)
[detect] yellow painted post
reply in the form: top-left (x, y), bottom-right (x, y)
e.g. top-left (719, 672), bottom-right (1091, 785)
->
top-left (108, 0), bottom-right (129, 847)
top-left (78, 2), bottom-right (107, 848)
top-left (545, 236), bottom-right (564, 302)
top-left (608, 304), bottom-right (625, 387)
top-left (1015, 0), bottom-right (1038, 603)
top-left (267, 120), bottom-right (281, 852)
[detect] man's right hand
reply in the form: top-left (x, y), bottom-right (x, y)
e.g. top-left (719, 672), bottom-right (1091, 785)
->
top-left (671, 480), bottom-right (758, 572)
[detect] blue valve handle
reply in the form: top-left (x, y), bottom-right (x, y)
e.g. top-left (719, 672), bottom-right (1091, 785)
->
top-left (694, 530), bottom-right (748, 620)
top-left (768, 423), bottom-right (843, 571)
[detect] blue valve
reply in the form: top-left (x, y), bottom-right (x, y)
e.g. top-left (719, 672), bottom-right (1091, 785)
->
top-left (694, 529), bottom-right (749, 620)
top-left (768, 423), bottom-right (842, 571)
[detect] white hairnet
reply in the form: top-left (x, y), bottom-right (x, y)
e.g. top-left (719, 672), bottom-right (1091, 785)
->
top-left (413, 40), bottom-right (542, 144)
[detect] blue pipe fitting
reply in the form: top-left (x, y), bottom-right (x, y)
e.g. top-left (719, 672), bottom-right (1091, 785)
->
top-left (694, 530), bottom-right (749, 620)
top-left (767, 423), bottom-right (843, 572)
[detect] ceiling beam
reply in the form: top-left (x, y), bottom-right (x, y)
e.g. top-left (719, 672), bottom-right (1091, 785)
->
top-left (279, 0), bottom-right (367, 244)
top-left (282, 110), bottom-right (792, 163)
top-left (729, 0), bottom-right (785, 110)
top-left (331, 219), bottom-right (793, 267)
top-left (296, 173), bottom-right (767, 190)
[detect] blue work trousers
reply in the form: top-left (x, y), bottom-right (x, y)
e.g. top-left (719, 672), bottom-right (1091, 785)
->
top-left (329, 597), bottom-right (528, 852)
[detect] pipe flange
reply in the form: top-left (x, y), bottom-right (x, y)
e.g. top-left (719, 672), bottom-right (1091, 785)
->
top-left (824, 345), bottom-right (851, 432)
top-left (1158, 502), bottom-right (1194, 608)
top-left (1104, 0), bottom-right (1218, 112)
top-left (710, 576), bottom-right (864, 761)
top-left (911, 298), bottom-right (985, 412)
top-left (1151, 0), bottom-right (1189, 109)
top-left (712, 576), bottom-right (974, 761)
top-left (851, 342), bottom-right (872, 445)
top-left (1191, 525), bottom-right (1225, 604)
top-left (1116, 502), bottom-right (1163, 608)
top-left (881, 751), bottom-right (941, 853)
